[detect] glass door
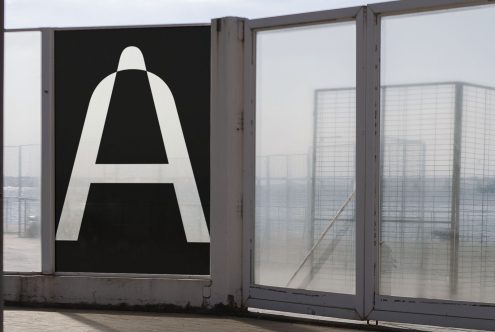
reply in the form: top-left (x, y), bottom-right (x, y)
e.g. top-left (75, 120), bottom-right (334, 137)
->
top-left (244, 1), bottom-right (495, 329)
top-left (243, 6), bottom-right (367, 319)
top-left (370, 1), bottom-right (495, 330)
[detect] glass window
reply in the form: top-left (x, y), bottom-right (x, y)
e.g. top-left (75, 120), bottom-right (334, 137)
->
top-left (255, 21), bottom-right (356, 294)
top-left (380, 5), bottom-right (495, 303)
top-left (3, 31), bottom-right (42, 272)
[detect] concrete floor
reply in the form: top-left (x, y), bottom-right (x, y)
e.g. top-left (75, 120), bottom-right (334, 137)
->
top-left (4, 308), bottom-right (482, 332)
top-left (4, 308), bottom-right (379, 332)
top-left (3, 233), bottom-right (41, 272)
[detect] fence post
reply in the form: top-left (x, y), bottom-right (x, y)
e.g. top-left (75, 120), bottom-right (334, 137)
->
top-left (450, 82), bottom-right (464, 294)
top-left (1, 0), bottom-right (5, 327)
top-left (210, 17), bottom-right (247, 308)
top-left (17, 145), bottom-right (22, 236)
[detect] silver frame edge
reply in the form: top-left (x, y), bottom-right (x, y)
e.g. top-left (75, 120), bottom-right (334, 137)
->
top-left (41, 28), bottom-right (55, 275)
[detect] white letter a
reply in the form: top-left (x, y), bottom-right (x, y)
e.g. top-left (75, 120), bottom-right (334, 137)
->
top-left (56, 46), bottom-right (210, 243)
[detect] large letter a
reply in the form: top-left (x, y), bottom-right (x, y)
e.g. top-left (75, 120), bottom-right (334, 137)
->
top-left (56, 46), bottom-right (210, 243)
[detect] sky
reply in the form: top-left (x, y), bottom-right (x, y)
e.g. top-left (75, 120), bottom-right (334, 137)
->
top-left (256, 4), bottom-right (495, 159)
top-left (4, 1), bottom-right (495, 177)
top-left (5, 0), bottom-right (384, 28)
top-left (3, 0), bottom-right (386, 177)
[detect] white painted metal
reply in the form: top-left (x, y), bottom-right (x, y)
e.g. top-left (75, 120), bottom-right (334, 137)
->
top-left (243, 1), bottom-right (495, 330)
top-left (41, 29), bottom-right (55, 274)
top-left (242, 18), bottom-right (255, 307)
top-left (355, 7), bottom-right (367, 319)
top-left (367, 1), bottom-right (495, 330)
top-left (242, 6), bottom-right (362, 319)
top-left (363, 5), bottom-right (380, 319)
top-left (7, 2), bottom-right (495, 330)
top-left (209, 17), bottom-right (246, 307)
top-left (370, 0), bottom-right (494, 16)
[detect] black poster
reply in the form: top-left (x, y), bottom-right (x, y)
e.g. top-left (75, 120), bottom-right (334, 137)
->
top-left (55, 26), bottom-right (210, 274)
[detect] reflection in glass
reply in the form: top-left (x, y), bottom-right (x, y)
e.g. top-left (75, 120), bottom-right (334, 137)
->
top-left (255, 22), bottom-right (356, 294)
top-left (380, 5), bottom-right (495, 303)
top-left (3, 32), bottom-right (42, 272)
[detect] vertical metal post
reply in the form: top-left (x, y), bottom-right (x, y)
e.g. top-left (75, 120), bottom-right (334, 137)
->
top-left (363, 6), bottom-right (381, 318)
top-left (1, 0), bottom-right (4, 327)
top-left (210, 17), bottom-right (246, 307)
top-left (17, 145), bottom-right (22, 235)
top-left (450, 83), bottom-right (463, 295)
top-left (242, 19), bottom-right (254, 305)
top-left (309, 90), bottom-right (318, 283)
top-left (286, 154), bottom-right (290, 249)
top-left (420, 142), bottom-right (426, 271)
top-left (302, 149), bottom-right (313, 286)
top-left (265, 156), bottom-right (271, 262)
top-left (41, 29), bottom-right (55, 274)
top-left (400, 141), bottom-right (406, 256)
top-left (378, 83), bottom-right (386, 294)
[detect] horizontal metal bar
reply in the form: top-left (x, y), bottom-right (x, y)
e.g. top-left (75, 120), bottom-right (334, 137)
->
top-left (248, 297), bottom-right (360, 321)
top-left (4, 144), bottom-right (40, 148)
top-left (370, 0), bottom-right (494, 16)
top-left (6, 23), bottom-right (209, 33)
top-left (369, 309), bottom-right (495, 331)
top-left (249, 285), bottom-right (356, 309)
top-left (316, 81), bottom-right (495, 93)
top-left (248, 6), bottom-right (362, 30)
top-left (54, 272), bottom-right (212, 280)
top-left (4, 28), bottom-right (43, 32)
top-left (375, 295), bottom-right (495, 318)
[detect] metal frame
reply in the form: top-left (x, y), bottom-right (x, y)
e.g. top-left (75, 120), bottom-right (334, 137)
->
top-left (366, 1), bottom-right (495, 329)
top-left (41, 28), bottom-right (55, 275)
top-left (2, 28), bottom-right (48, 275)
top-left (243, 0), bottom-right (495, 330)
top-left (4, 0), bottom-right (495, 329)
top-left (1, 0), bottom-right (5, 327)
top-left (242, 5), bottom-right (366, 320)
top-left (5, 23), bottom-right (209, 33)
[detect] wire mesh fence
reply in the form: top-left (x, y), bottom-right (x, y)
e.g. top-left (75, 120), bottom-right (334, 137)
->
top-left (255, 82), bottom-right (495, 304)
top-left (3, 144), bottom-right (41, 238)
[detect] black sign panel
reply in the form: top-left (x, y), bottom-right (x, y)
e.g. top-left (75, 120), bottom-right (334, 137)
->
top-left (55, 27), bottom-right (210, 274)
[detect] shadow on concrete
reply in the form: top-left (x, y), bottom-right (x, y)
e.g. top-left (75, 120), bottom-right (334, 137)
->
top-left (58, 312), bottom-right (122, 332)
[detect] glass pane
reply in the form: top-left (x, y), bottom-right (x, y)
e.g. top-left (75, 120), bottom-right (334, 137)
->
top-left (380, 5), bottom-right (495, 303)
top-left (3, 31), bottom-right (42, 272)
top-left (255, 21), bottom-right (356, 294)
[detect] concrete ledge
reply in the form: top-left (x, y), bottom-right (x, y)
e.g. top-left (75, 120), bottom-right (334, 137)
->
top-left (4, 274), bottom-right (211, 309)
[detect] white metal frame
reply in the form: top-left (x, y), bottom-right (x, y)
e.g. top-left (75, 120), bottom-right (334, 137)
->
top-left (242, 6), bottom-right (366, 321)
top-left (4, 0), bottom-right (495, 329)
top-left (243, 0), bottom-right (495, 330)
top-left (367, 0), bottom-right (495, 330)
top-left (41, 28), bottom-right (55, 275)
top-left (1, 28), bottom-right (49, 275)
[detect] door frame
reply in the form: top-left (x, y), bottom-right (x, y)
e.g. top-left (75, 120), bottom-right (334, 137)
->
top-left (242, 0), bottom-right (495, 330)
top-left (367, 0), bottom-right (495, 330)
top-left (242, 5), bottom-right (367, 320)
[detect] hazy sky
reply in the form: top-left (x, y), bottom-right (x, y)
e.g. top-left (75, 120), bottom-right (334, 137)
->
top-left (5, 0), bottom-right (384, 28)
top-left (5, 1), bottom-right (495, 176)
top-left (3, 0), bottom-right (385, 177)
top-left (257, 4), bottom-right (495, 158)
